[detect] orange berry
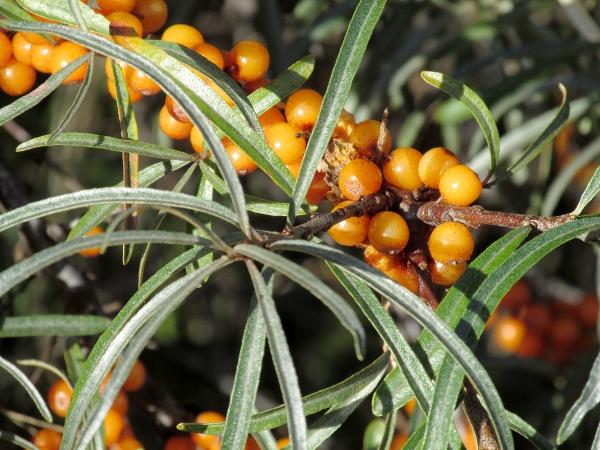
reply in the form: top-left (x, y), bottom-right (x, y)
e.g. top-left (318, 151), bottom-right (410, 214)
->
top-left (367, 211), bottom-right (410, 253)
top-left (332, 108), bottom-right (356, 140)
top-left (106, 11), bottom-right (144, 38)
top-left (159, 105), bottom-right (193, 140)
top-left (265, 122), bottom-right (306, 165)
top-left (224, 140), bottom-right (259, 175)
top-left (327, 201), bottom-right (370, 246)
top-left (105, 58), bottom-right (128, 81)
top-left (228, 40), bottom-right (270, 83)
top-left (348, 120), bottom-right (391, 158)
top-left (30, 43), bottom-right (55, 74)
top-left (364, 245), bottom-right (400, 272)
top-left (32, 429), bottom-right (62, 450)
top-left (428, 222), bottom-right (474, 264)
top-left (276, 437), bottom-right (290, 449)
top-left (516, 328), bottom-right (545, 359)
top-left (338, 159), bottom-right (382, 201)
top-left (78, 225), bottom-right (104, 258)
top-left (439, 165), bottom-right (482, 206)
top-left (205, 76), bottom-right (234, 106)
top-left (191, 411), bottom-right (225, 449)
top-left (113, 437), bottom-right (145, 450)
top-left (243, 76), bottom-right (270, 94)
top-left (107, 77), bottom-right (144, 103)
top-left (492, 316), bottom-right (526, 353)
top-left (12, 32), bottom-right (34, 65)
top-left (126, 66), bottom-right (161, 95)
top-left (47, 379), bottom-right (72, 418)
top-left (382, 258), bottom-right (419, 294)
top-left (122, 359), bottom-right (146, 392)
top-left (165, 95), bottom-right (190, 123)
top-left (110, 389), bottom-right (129, 415)
top-left (51, 41), bottom-right (89, 84)
top-left (429, 260), bottom-right (467, 286)
top-left (104, 409), bottom-right (126, 447)
top-left (245, 436), bottom-right (261, 450)
top-left (0, 32), bottom-right (13, 68)
top-left (574, 293), bottom-right (599, 329)
top-left (162, 24), bottom-right (204, 49)
top-left (389, 433), bottom-right (409, 450)
top-left (164, 435), bottom-right (196, 450)
top-left (258, 107), bottom-right (286, 129)
top-left (548, 315), bottom-right (580, 351)
top-left (403, 397), bottom-right (416, 416)
top-left (383, 147), bottom-right (424, 190)
top-left (284, 89), bottom-right (323, 132)
top-left (521, 303), bottom-right (552, 332)
top-left (21, 31), bottom-right (52, 46)
top-left (0, 58), bottom-right (36, 96)
top-left (286, 164), bottom-right (329, 204)
top-left (499, 279), bottom-right (532, 313)
top-left (418, 146), bottom-right (460, 189)
top-left (193, 42), bottom-right (225, 70)
top-left (97, 0), bottom-right (136, 15)
top-left (132, 0), bottom-right (168, 34)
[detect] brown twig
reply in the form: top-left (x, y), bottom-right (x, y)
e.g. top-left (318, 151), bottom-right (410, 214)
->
top-left (463, 378), bottom-right (500, 450)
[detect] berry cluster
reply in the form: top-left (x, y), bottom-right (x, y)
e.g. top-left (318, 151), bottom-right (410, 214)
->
top-left (487, 279), bottom-right (599, 366)
top-left (32, 359), bottom-right (147, 450)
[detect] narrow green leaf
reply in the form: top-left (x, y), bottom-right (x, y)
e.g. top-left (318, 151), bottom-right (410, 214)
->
top-left (235, 244), bottom-right (366, 360)
top-left (0, 431), bottom-right (41, 450)
top-left (489, 84), bottom-right (569, 187)
top-left (221, 269), bottom-right (271, 450)
top-left (574, 157), bottom-right (600, 215)
top-left (0, 315), bottom-right (111, 337)
top-left (507, 410), bottom-right (556, 450)
top-left (15, 0), bottom-right (109, 34)
top-left (288, 0), bottom-right (387, 225)
top-left (0, 355), bottom-right (52, 422)
top-left (401, 422), bottom-right (426, 450)
top-left (18, 132), bottom-right (195, 161)
top-left (245, 260), bottom-right (308, 450)
top-left (0, 0), bottom-right (34, 21)
top-left (377, 411), bottom-right (398, 450)
top-left (557, 351), bottom-right (600, 444)
top-left (421, 71), bottom-right (500, 183)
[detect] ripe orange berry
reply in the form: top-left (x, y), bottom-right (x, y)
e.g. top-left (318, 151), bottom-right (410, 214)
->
top-left (383, 147), bottom-right (424, 190)
top-left (191, 411), bottom-right (225, 449)
top-left (165, 95), bottom-right (190, 123)
top-left (30, 43), bottom-right (55, 74)
top-left (548, 315), bottom-right (580, 351)
top-left (164, 435), bottom-right (196, 450)
top-left (327, 201), bottom-right (370, 246)
top-left (515, 328), bottom-right (545, 359)
top-left (105, 57), bottom-right (128, 81)
top-left (162, 24), bottom-right (204, 49)
top-left (228, 40), bottom-right (270, 83)
top-left (333, 108), bottom-right (357, 140)
top-left (417, 146), bottom-right (460, 189)
top-left (439, 164), bottom-right (482, 206)
top-left (126, 66), bottom-right (161, 95)
top-left (367, 211), bottom-right (410, 253)
top-left (492, 316), bottom-right (526, 353)
top-left (110, 389), bottom-right (129, 415)
top-left (389, 433), bottom-right (409, 450)
top-left (382, 258), bottom-right (419, 294)
top-left (286, 164), bottom-right (329, 204)
top-left (284, 89), bottom-right (323, 132)
top-left (97, 0), bottom-right (136, 15)
top-left (122, 359), bottom-right (146, 392)
top-left (0, 32), bottom-right (12, 68)
top-left (47, 378), bottom-right (72, 418)
top-left (132, 0), bottom-right (168, 34)
top-left (276, 437), bottom-right (290, 449)
top-left (499, 279), bottom-right (532, 313)
top-left (429, 260), bottom-right (467, 286)
top-left (521, 303), bottom-right (552, 332)
top-left (106, 11), bottom-right (144, 38)
top-left (104, 409), bottom-right (126, 447)
top-left (51, 41), bottom-right (89, 84)
top-left (574, 293), bottom-right (599, 329)
top-left (224, 140), bottom-right (259, 175)
top-left (258, 107), bottom-right (286, 129)
top-left (159, 105), bottom-right (193, 140)
top-left (428, 222), bottom-right (474, 264)
top-left (194, 42), bottom-right (225, 70)
top-left (348, 120), bottom-right (391, 158)
top-left (21, 31), bottom-right (52, 46)
top-left (0, 58), bottom-right (36, 96)
top-left (265, 122), bottom-right (306, 165)
top-left (113, 437), bottom-right (145, 450)
top-left (338, 159), bottom-right (382, 201)
top-left (78, 225), bottom-right (104, 258)
top-left (107, 77), bottom-right (144, 103)
top-left (32, 429), bottom-right (62, 450)
top-left (364, 245), bottom-right (400, 272)
top-left (243, 76), bottom-right (270, 94)
top-left (12, 32), bottom-right (34, 65)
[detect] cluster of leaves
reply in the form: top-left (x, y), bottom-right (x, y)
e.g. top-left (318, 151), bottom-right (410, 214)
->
top-left (1, 0), bottom-right (600, 449)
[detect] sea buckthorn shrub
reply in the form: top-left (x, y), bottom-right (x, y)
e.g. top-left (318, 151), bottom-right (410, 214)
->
top-left (1, 1), bottom-right (600, 450)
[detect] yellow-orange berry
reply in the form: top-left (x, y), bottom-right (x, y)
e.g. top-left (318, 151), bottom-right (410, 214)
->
top-left (383, 147), bottom-right (424, 190)
top-left (348, 120), bottom-right (391, 157)
top-left (0, 32), bottom-right (12, 68)
top-left (104, 409), bottom-right (125, 447)
top-left (428, 222), bottom-right (474, 264)
top-left (327, 201), bottom-right (370, 246)
top-left (122, 359), bottom-right (146, 392)
top-left (492, 316), bottom-right (526, 353)
top-left (418, 146), bottom-right (460, 189)
top-left (364, 245), bottom-right (400, 272)
top-left (125, 66), bottom-right (161, 95)
top-left (12, 32), bottom-right (34, 65)
top-left (277, 437), bottom-right (291, 449)
top-left (113, 437), bottom-right (145, 450)
top-left (30, 43), bottom-right (55, 74)
top-left (132, 0), bottom-right (168, 34)
top-left (109, 389), bottom-right (129, 416)
top-left (159, 105), bottom-right (193, 140)
top-left (107, 77), bottom-right (144, 103)
top-left (0, 58), bottom-right (36, 96)
top-left (285, 89), bottom-right (323, 132)
top-left (164, 435), bottom-right (196, 450)
top-left (243, 76), bottom-right (270, 94)
top-left (258, 107), bottom-right (286, 129)
top-left (338, 159), bottom-right (382, 201)
top-left (286, 164), bottom-right (329, 205)
top-left (106, 11), bottom-right (144, 38)
top-left (382, 259), bottom-right (419, 294)
top-left (47, 379), bottom-right (72, 418)
top-left (32, 429), bottom-right (62, 450)
top-left (165, 95), bottom-right (190, 123)
top-left (224, 140), bottom-right (259, 175)
top-left (194, 42), bottom-right (225, 70)
top-left (228, 40), bottom-right (270, 83)
top-left (439, 165), bottom-right (482, 206)
top-left (265, 122), bottom-right (306, 165)
top-left (191, 411), bottom-right (225, 449)
top-left (78, 225), bottom-right (104, 258)
top-left (98, 0), bottom-right (136, 15)
top-left (162, 24), bottom-right (204, 49)
top-left (50, 41), bottom-right (89, 84)
top-left (367, 211), bottom-right (410, 253)
top-left (429, 260), bottom-right (467, 286)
